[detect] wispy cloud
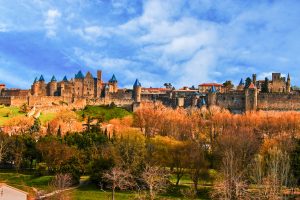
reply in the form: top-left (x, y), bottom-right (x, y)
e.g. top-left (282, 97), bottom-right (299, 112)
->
top-left (0, 0), bottom-right (300, 88)
top-left (44, 9), bottom-right (61, 37)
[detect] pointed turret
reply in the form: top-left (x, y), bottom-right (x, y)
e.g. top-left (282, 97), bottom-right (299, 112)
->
top-left (39, 75), bottom-right (45, 82)
top-left (63, 76), bottom-right (68, 82)
top-left (51, 75), bottom-right (57, 82)
top-left (133, 79), bottom-right (141, 87)
top-left (85, 71), bottom-right (93, 79)
top-left (75, 70), bottom-right (84, 79)
top-left (239, 78), bottom-right (244, 86)
top-left (109, 74), bottom-right (117, 83)
top-left (33, 77), bottom-right (38, 83)
top-left (133, 79), bottom-right (142, 103)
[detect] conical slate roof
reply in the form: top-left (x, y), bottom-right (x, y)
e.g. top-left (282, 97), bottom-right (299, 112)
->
top-left (75, 71), bottom-right (84, 79)
top-left (133, 79), bottom-right (141, 87)
top-left (33, 77), bottom-right (38, 83)
top-left (39, 75), bottom-right (45, 82)
top-left (109, 74), bottom-right (117, 83)
top-left (239, 78), bottom-right (244, 85)
top-left (63, 76), bottom-right (68, 82)
top-left (51, 75), bottom-right (57, 82)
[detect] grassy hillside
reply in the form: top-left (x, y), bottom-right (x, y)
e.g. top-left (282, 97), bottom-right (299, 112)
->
top-left (77, 105), bottom-right (131, 122)
top-left (0, 106), bottom-right (24, 125)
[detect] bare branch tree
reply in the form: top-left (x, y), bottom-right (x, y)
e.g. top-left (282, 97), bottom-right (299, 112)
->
top-left (141, 165), bottom-right (169, 200)
top-left (103, 167), bottom-right (134, 200)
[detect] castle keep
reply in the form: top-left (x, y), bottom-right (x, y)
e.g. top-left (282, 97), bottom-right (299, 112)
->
top-left (0, 70), bottom-right (299, 112)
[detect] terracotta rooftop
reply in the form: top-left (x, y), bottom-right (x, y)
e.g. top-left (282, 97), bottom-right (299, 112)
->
top-left (248, 82), bottom-right (256, 89)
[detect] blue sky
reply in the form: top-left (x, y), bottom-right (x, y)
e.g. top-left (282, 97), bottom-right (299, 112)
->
top-left (0, 0), bottom-right (300, 89)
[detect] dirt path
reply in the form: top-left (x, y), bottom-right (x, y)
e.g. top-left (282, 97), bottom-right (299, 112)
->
top-left (37, 178), bottom-right (89, 199)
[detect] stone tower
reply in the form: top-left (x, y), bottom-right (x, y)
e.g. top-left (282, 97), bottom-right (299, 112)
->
top-left (31, 75), bottom-right (46, 96)
top-left (207, 85), bottom-right (217, 107)
top-left (237, 78), bottom-right (245, 91)
top-left (48, 75), bottom-right (57, 96)
top-left (133, 79), bottom-right (142, 103)
top-left (245, 82), bottom-right (257, 112)
top-left (108, 74), bottom-right (118, 93)
top-left (31, 77), bottom-right (39, 96)
top-left (286, 73), bottom-right (291, 93)
top-left (96, 70), bottom-right (102, 97)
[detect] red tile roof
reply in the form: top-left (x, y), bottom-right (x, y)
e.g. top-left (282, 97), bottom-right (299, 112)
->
top-left (248, 82), bottom-right (256, 89)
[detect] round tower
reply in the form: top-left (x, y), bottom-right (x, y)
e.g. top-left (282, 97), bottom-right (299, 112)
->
top-left (49, 75), bottom-right (57, 96)
top-left (31, 77), bottom-right (39, 96)
top-left (207, 85), bottom-right (217, 107)
top-left (133, 79), bottom-right (142, 103)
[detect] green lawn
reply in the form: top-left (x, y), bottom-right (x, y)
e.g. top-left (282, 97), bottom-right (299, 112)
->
top-left (72, 184), bottom-right (135, 200)
top-left (77, 105), bottom-right (132, 122)
top-left (72, 183), bottom-right (210, 200)
top-left (0, 171), bottom-right (211, 200)
top-left (39, 112), bottom-right (57, 124)
top-left (0, 106), bottom-right (24, 125)
top-left (0, 170), bottom-right (53, 190)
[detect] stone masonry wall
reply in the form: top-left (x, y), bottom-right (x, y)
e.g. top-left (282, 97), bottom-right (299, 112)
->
top-left (257, 93), bottom-right (300, 111)
top-left (216, 92), bottom-right (245, 111)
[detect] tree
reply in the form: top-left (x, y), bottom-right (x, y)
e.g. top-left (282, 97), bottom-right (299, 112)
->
top-left (0, 132), bottom-right (10, 163)
top-left (142, 165), bottom-right (169, 200)
top-left (261, 77), bottom-right (269, 93)
top-left (245, 77), bottom-right (252, 89)
top-left (103, 167), bottom-right (134, 200)
top-left (30, 118), bottom-right (41, 134)
top-left (49, 173), bottom-right (73, 200)
top-left (291, 139), bottom-right (300, 185)
top-left (223, 81), bottom-right (234, 92)
top-left (12, 136), bottom-right (25, 173)
top-left (187, 141), bottom-right (209, 192)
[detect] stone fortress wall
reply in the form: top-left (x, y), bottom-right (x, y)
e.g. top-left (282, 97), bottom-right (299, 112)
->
top-left (1, 71), bottom-right (300, 113)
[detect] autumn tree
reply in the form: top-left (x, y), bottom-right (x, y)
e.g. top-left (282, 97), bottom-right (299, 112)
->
top-left (141, 165), bottom-right (169, 200)
top-left (103, 167), bottom-right (134, 200)
top-left (0, 132), bottom-right (10, 163)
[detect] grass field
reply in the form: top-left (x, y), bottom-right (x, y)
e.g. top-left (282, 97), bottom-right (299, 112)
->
top-left (77, 105), bottom-right (132, 121)
top-left (71, 183), bottom-right (210, 200)
top-left (0, 106), bottom-right (24, 125)
top-left (0, 170), bottom-right (211, 200)
top-left (0, 106), bottom-right (57, 126)
top-left (0, 170), bottom-right (52, 190)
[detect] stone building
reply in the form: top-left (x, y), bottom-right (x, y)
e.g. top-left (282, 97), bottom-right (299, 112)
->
top-left (30, 70), bottom-right (118, 98)
top-left (254, 73), bottom-right (290, 93)
top-left (198, 83), bottom-right (223, 93)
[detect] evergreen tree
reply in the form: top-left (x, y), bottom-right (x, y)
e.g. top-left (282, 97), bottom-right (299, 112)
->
top-left (291, 139), bottom-right (300, 185)
top-left (261, 77), bottom-right (269, 93)
top-left (30, 118), bottom-right (41, 134)
top-left (47, 123), bottom-right (52, 135)
top-left (245, 77), bottom-right (252, 88)
top-left (57, 125), bottom-right (62, 137)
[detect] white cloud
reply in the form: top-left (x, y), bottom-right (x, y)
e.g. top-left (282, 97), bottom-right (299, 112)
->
top-left (44, 9), bottom-right (61, 37)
